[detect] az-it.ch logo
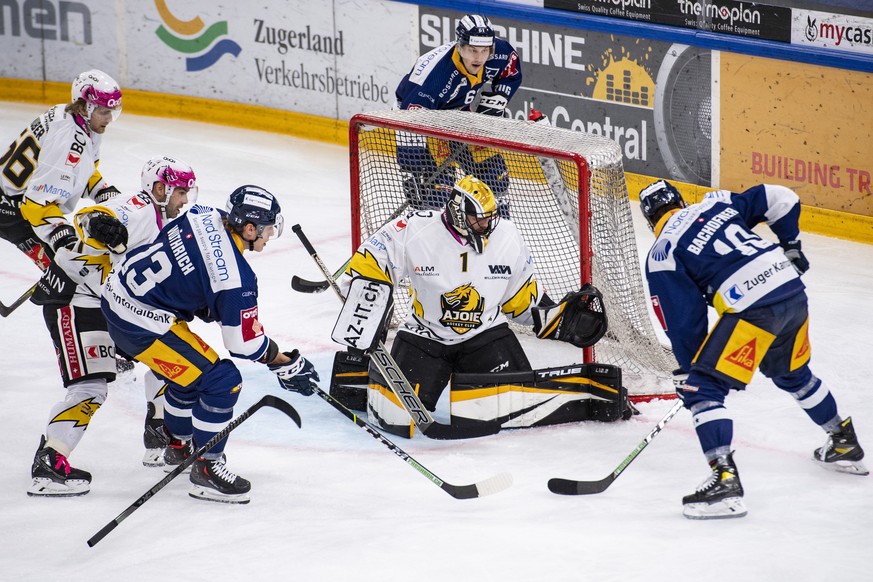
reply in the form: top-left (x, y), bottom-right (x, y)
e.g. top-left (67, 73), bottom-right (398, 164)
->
top-left (154, 0), bottom-right (241, 71)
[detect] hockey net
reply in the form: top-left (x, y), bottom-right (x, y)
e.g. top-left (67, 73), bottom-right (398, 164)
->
top-left (349, 110), bottom-right (676, 398)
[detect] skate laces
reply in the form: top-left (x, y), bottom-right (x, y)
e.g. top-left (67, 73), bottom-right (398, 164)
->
top-left (53, 453), bottom-right (72, 476)
top-left (694, 470), bottom-right (718, 493)
top-left (208, 459), bottom-right (238, 483)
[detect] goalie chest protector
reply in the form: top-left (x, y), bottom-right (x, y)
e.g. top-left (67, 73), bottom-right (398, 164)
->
top-left (450, 363), bottom-right (627, 429)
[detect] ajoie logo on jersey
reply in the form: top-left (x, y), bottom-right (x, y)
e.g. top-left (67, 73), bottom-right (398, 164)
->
top-left (240, 305), bottom-right (264, 341)
top-left (439, 283), bottom-right (484, 334)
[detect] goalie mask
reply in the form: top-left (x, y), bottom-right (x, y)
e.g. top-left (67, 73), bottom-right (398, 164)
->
top-left (446, 175), bottom-right (499, 254)
top-left (639, 180), bottom-right (686, 231)
top-left (71, 69), bottom-right (122, 121)
top-left (140, 156), bottom-right (198, 221)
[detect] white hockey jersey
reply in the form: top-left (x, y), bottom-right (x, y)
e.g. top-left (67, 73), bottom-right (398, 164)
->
top-left (342, 211), bottom-right (544, 345)
top-left (0, 104), bottom-right (111, 245)
top-left (52, 192), bottom-right (167, 305)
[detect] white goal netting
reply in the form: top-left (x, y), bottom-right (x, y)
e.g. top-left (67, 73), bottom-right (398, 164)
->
top-left (349, 110), bottom-right (676, 397)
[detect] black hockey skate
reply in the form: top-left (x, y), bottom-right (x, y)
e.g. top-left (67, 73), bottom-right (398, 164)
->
top-left (162, 431), bottom-right (194, 474)
top-left (142, 403), bottom-right (169, 468)
top-left (28, 436), bottom-right (91, 497)
top-left (682, 452), bottom-right (747, 520)
top-left (814, 417), bottom-right (868, 476)
top-left (189, 456), bottom-right (251, 504)
top-left (115, 355), bottom-right (136, 375)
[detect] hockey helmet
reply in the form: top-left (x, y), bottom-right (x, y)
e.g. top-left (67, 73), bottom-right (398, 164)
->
top-left (71, 69), bottom-right (122, 121)
top-left (639, 180), bottom-right (686, 231)
top-left (456, 14), bottom-right (495, 47)
top-left (446, 175), bottom-right (499, 254)
top-left (226, 184), bottom-right (284, 238)
top-left (140, 156), bottom-right (198, 220)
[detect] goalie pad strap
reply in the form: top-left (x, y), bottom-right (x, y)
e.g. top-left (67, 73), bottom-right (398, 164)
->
top-left (331, 277), bottom-right (393, 353)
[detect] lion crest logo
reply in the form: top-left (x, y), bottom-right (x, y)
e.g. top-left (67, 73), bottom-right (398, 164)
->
top-left (439, 283), bottom-right (485, 334)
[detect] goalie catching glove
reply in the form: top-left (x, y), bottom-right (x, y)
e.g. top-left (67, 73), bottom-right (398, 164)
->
top-left (532, 284), bottom-right (608, 348)
top-left (268, 350), bottom-right (320, 396)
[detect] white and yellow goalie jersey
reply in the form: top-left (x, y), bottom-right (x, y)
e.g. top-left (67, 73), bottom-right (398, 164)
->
top-left (342, 210), bottom-right (544, 345)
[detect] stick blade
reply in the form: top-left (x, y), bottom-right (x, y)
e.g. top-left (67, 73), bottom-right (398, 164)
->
top-left (422, 420), bottom-right (502, 440)
top-left (547, 475), bottom-right (614, 495)
top-left (445, 471), bottom-right (514, 499)
top-left (291, 275), bottom-right (330, 293)
top-left (261, 395), bottom-right (302, 428)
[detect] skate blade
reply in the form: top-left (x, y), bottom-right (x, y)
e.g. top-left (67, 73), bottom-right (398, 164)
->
top-left (143, 449), bottom-right (166, 467)
top-left (683, 496), bottom-right (747, 520)
top-left (188, 485), bottom-right (250, 504)
top-left (28, 477), bottom-right (90, 497)
top-left (815, 458), bottom-right (869, 476)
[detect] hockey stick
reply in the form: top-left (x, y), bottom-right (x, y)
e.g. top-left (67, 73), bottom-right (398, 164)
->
top-left (291, 140), bottom-right (466, 294)
top-left (87, 395), bottom-right (301, 547)
top-left (313, 385), bottom-right (511, 498)
top-left (0, 282), bottom-right (37, 317)
top-left (548, 400), bottom-right (684, 495)
top-left (291, 223), bottom-right (499, 440)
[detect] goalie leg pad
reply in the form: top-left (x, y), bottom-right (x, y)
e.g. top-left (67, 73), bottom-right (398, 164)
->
top-left (330, 350), bottom-right (370, 411)
top-left (450, 363), bottom-right (626, 428)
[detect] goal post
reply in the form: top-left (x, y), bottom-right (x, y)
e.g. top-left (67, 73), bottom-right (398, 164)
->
top-left (348, 109), bottom-right (677, 399)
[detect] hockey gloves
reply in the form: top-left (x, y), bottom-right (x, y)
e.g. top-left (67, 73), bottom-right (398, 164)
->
top-left (93, 185), bottom-right (121, 203)
top-left (532, 284), bottom-right (608, 348)
top-left (781, 240), bottom-right (809, 275)
top-left (48, 224), bottom-right (78, 252)
top-left (88, 213), bottom-right (129, 254)
top-left (474, 91), bottom-right (509, 117)
top-left (268, 350), bottom-right (320, 396)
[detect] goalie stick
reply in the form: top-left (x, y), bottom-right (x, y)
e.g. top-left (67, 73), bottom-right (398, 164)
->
top-left (291, 137), bottom-right (468, 294)
top-left (548, 400), bottom-right (684, 495)
top-left (291, 223), bottom-right (500, 440)
top-left (0, 282), bottom-right (37, 318)
top-left (313, 384), bottom-right (511, 499)
top-left (87, 395), bottom-right (301, 547)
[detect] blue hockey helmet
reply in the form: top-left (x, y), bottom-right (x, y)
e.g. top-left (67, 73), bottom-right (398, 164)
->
top-left (456, 14), bottom-right (495, 47)
top-left (226, 185), bottom-right (284, 238)
top-left (639, 180), bottom-right (686, 231)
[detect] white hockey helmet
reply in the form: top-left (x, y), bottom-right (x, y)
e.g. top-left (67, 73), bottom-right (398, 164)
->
top-left (71, 69), bottom-right (123, 121)
top-left (140, 156), bottom-right (198, 220)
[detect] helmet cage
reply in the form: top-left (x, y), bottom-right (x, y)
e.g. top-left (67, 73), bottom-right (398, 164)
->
top-left (447, 176), bottom-right (499, 253)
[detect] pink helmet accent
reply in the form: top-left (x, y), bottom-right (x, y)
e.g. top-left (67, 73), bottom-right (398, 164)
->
top-left (71, 70), bottom-right (122, 120)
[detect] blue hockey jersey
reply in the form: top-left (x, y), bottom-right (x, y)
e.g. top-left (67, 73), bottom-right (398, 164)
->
top-left (101, 204), bottom-right (270, 361)
top-left (645, 185), bottom-right (806, 370)
top-left (395, 39), bottom-right (522, 111)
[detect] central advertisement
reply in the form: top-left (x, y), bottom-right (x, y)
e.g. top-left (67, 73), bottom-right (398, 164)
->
top-left (418, 8), bottom-right (716, 185)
